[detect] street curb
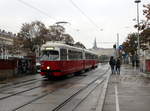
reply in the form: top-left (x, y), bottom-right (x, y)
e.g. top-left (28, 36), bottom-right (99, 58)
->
top-left (96, 69), bottom-right (111, 111)
top-left (140, 72), bottom-right (150, 78)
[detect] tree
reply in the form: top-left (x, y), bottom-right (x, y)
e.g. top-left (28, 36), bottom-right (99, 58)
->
top-left (49, 24), bottom-right (65, 41)
top-left (49, 25), bottom-right (75, 46)
top-left (18, 21), bottom-right (49, 52)
top-left (12, 36), bottom-right (24, 55)
top-left (143, 4), bottom-right (150, 26)
top-left (62, 34), bottom-right (74, 45)
top-left (140, 28), bottom-right (150, 50)
top-left (17, 20), bottom-right (86, 55)
top-left (138, 4), bottom-right (150, 50)
top-left (74, 42), bottom-right (86, 49)
top-left (123, 4), bottom-right (150, 54)
top-left (134, 4), bottom-right (150, 30)
top-left (122, 33), bottom-right (138, 55)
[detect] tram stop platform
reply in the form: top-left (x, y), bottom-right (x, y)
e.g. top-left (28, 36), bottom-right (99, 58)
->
top-left (103, 64), bottom-right (150, 111)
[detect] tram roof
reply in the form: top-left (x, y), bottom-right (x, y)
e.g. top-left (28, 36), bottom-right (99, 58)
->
top-left (41, 42), bottom-right (81, 50)
top-left (41, 41), bottom-right (98, 55)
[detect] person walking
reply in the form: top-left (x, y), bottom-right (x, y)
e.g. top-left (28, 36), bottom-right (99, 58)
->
top-left (135, 54), bottom-right (139, 67)
top-left (116, 58), bottom-right (121, 74)
top-left (109, 56), bottom-right (116, 74)
top-left (131, 54), bottom-right (136, 67)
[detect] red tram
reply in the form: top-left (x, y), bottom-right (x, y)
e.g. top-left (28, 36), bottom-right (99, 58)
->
top-left (40, 42), bottom-right (99, 78)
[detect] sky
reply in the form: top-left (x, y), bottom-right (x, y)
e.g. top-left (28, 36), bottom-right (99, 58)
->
top-left (0, 0), bottom-right (149, 48)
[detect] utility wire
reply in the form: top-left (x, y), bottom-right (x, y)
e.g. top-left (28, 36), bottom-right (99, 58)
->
top-left (17, 0), bottom-right (79, 36)
top-left (68, 0), bottom-right (103, 32)
top-left (17, 0), bottom-right (57, 22)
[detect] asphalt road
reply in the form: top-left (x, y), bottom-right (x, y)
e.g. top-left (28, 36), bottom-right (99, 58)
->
top-left (0, 63), bottom-right (110, 111)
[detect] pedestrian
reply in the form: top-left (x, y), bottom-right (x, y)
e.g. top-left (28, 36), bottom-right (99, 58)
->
top-left (116, 58), bottom-right (121, 74)
top-left (131, 54), bottom-right (136, 67)
top-left (109, 56), bottom-right (116, 74)
top-left (135, 54), bottom-right (139, 67)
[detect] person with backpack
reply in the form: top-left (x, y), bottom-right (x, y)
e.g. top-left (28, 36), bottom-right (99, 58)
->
top-left (109, 56), bottom-right (116, 74)
top-left (116, 57), bottom-right (121, 74)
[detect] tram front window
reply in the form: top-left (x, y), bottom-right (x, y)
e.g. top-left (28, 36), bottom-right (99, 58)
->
top-left (41, 50), bottom-right (59, 61)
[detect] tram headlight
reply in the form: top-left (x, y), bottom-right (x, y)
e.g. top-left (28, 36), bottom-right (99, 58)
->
top-left (46, 66), bottom-right (50, 70)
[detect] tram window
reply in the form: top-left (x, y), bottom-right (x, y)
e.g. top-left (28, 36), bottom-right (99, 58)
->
top-left (85, 53), bottom-right (89, 59)
top-left (60, 49), bottom-right (67, 60)
top-left (41, 50), bottom-right (59, 61)
top-left (68, 50), bottom-right (74, 60)
top-left (68, 50), bottom-right (82, 60)
top-left (85, 53), bottom-right (92, 60)
top-left (78, 52), bottom-right (83, 59)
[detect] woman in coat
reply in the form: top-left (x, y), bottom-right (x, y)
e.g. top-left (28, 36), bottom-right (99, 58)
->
top-left (116, 58), bottom-right (121, 74)
top-left (109, 56), bottom-right (116, 74)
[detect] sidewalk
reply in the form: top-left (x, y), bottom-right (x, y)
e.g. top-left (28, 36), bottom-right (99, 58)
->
top-left (103, 64), bottom-right (150, 111)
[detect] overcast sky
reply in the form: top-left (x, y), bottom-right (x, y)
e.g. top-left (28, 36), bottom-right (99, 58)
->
top-left (0, 0), bottom-right (149, 48)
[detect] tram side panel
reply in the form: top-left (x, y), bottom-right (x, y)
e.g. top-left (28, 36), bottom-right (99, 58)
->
top-left (66, 49), bottom-right (84, 73)
top-left (39, 42), bottom-right (98, 77)
top-left (61, 60), bottom-right (84, 75)
top-left (84, 52), bottom-right (93, 70)
top-left (40, 61), bottom-right (62, 77)
top-left (40, 48), bottom-right (85, 77)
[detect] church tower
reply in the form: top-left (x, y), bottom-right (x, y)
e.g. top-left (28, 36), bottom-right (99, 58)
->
top-left (93, 38), bottom-right (97, 49)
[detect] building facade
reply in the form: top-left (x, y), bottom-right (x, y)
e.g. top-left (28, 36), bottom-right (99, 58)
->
top-left (0, 36), bottom-right (13, 59)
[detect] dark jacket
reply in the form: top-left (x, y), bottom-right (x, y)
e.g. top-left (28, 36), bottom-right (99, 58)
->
top-left (109, 58), bottom-right (116, 66)
top-left (116, 59), bottom-right (121, 68)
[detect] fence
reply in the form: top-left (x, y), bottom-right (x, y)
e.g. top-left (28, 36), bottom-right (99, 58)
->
top-left (0, 56), bottom-right (36, 80)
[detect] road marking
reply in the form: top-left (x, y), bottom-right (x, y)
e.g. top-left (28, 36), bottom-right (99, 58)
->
top-left (95, 79), bottom-right (102, 84)
top-left (115, 85), bottom-right (120, 111)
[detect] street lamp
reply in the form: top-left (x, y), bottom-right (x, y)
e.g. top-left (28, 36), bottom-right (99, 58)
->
top-left (134, 0), bottom-right (141, 68)
top-left (54, 21), bottom-right (70, 32)
top-left (134, 0), bottom-right (141, 56)
top-left (55, 21), bottom-right (69, 25)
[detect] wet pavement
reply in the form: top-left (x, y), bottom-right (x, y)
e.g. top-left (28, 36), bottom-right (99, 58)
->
top-left (15, 66), bottom-right (108, 111)
top-left (103, 64), bottom-right (150, 111)
top-left (0, 74), bottom-right (42, 89)
top-left (0, 64), bottom-right (109, 111)
top-left (1, 64), bottom-right (150, 111)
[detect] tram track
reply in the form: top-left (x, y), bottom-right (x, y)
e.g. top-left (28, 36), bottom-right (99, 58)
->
top-left (52, 67), bottom-right (110, 111)
top-left (0, 63), bottom-right (107, 91)
top-left (0, 67), bottom-right (100, 91)
top-left (0, 84), bottom-right (45, 100)
top-left (0, 73), bottom-right (81, 101)
top-left (0, 78), bottom-right (41, 90)
top-left (12, 67), bottom-right (108, 111)
top-left (0, 73), bottom-right (86, 101)
top-left (0, 71), bottom-right (87, 100)
top-left (0, 65), bottom-right (109, 111)
top-left (0, 79), bottom-right (45, 97)
top-left (73, 78), bottom-right (106, 111)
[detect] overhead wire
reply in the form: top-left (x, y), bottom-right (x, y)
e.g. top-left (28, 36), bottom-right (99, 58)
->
top-left (17, 0), bottom-right (57, 22)
top-left (17, 0), bottom-right (103, 39)
top-left (16, 0), bottom-right (79, 37)
top-left (17, 0), bottom-right (102, 32)
top-left (68, 0), bottom-right (103, 32)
